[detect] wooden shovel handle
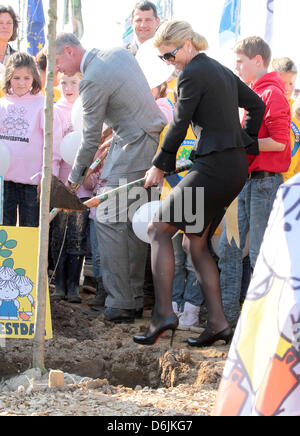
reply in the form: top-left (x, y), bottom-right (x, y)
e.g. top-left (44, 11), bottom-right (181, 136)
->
top-left (84, 177), bottom-right (146, 208)
top-left (83, 162), bottom-right (194, 209)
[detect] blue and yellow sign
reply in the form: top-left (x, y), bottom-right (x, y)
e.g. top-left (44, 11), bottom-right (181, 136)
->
top-left (0, 227), bottom-right (52, 339)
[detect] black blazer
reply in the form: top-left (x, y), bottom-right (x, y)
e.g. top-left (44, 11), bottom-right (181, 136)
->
top-left (153, 53), bottom-right (266, 172)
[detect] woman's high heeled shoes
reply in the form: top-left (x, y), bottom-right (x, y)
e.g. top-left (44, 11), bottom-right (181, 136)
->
top-left (187, 326), bottom-right (233, 348)
top-left (133, 313), bottom-right (179, 346)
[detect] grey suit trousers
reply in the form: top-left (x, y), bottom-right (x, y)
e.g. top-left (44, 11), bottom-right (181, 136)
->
top-left (95, 171), bottom-right (151, 310)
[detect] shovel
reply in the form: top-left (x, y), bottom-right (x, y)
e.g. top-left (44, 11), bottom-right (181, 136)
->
top-left (49, 161), bottom-right (193, 222)
top-left (49, 149), bottom-right (109, 222)
top-left (49, 175), bottom-right (89, 222)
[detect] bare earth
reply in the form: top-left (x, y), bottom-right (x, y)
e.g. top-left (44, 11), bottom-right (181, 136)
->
top-left (0, 293), bottom-right (229, 416)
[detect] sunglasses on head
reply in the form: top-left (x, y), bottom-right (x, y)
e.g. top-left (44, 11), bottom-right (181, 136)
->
top-left (159, 45), bottom-right (183, 62)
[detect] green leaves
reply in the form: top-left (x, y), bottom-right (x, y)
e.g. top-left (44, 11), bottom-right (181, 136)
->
top-left (2, 258), bottom-right (14, 268)
top-left (0, 229), bottom-right (7, 244)
top-left (0, 229), bottom-right (18, 264)
top-left (15, 268), bottom-right (26, 277)
top-left (0, 249), bottom-right (12, 258)
top-left (4, 240), bottom-right (17, 249)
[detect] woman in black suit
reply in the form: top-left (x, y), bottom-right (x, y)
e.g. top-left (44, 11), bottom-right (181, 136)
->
top-left (133, 21), bottom-right (266, 347)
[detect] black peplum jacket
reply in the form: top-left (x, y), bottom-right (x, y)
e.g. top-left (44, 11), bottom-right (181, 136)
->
top-left (153, 52), bottom-right (266, 172)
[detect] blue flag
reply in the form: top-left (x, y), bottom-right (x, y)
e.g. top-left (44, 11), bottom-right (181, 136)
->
top-left (219, 0), bottom-right (241, 47)
top-left (27, 0), bottom-right (45, 56)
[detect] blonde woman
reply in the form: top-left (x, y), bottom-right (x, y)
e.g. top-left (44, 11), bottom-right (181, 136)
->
top-left (133, 21), bottom-right (266, 347)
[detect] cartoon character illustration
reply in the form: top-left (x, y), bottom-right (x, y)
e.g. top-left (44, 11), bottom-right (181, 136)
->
top-left (0, 266), bottom-right (34, 321)
top-left (0, 227), bottom-right (52, 340)
top-left (215, 175), bottom-right (300, 416)
top-left (0, 230), bottom-right (34, 322)
top-left (1, 106), bottom-right (30, 138)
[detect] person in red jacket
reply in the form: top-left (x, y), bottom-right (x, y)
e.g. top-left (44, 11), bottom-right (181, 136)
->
top-left (218, 36), bottom-right (291, 328)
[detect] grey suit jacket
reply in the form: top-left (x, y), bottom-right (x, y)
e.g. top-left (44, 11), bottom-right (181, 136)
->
top-left (69, 48), bottom-right (167, 185)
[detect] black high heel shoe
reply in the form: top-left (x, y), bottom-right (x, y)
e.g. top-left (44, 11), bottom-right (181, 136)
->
top-left (187, 326), bottom-right (233, 348)
top-left (133, 313), bottom-right (179, 346)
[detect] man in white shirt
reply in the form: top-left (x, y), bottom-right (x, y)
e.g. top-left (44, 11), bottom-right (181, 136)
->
top-left (126, 1), bottom-right (160, 55)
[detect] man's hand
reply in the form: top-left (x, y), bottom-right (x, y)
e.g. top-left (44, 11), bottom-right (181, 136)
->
top-left (144, 166), bottom-right (165, 189)
top-left (100, 126), bottom-right (113, 145)
top-left (258, 137), bottom-right (286, 152)
top-left (66, 180), bottom-right (81, 191)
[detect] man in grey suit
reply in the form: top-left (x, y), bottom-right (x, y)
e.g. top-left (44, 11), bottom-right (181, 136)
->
top-left (55, 33), bottom-right (166, 323)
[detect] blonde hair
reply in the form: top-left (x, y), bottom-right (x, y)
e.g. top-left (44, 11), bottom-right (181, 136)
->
top-left (154, 20), bottom-right (208, 52)
top-left (271, 57), bottom-right (297, 74)
top-left (57, 71), bottom-right (83, 82)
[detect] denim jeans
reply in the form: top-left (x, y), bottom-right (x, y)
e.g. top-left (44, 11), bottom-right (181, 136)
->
top-left (90, 219), bottom-right (102, 279)
top-left (3, 181), bottom-right (39, 227)
top-left (218, 174), bottom-right (283, 324)
top-left (172, 233), bottom-right (204, 310)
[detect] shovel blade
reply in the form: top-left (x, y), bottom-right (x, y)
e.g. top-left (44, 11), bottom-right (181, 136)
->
top-left (50, 176), bottom-right (88, 211)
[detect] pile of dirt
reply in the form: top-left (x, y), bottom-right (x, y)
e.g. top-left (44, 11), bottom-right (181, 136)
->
top-left (0, 294), bottom-right (230, 415)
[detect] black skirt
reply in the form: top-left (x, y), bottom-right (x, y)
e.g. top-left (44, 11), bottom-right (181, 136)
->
top-left (157, 147), bottom-right (248, 237)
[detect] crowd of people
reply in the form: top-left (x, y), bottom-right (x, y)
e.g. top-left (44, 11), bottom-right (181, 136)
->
top-left (1, 1), bottom-right (300, 350)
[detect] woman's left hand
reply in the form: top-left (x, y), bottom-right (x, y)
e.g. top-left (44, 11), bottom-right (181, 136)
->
top-left (144, 166), bottom-right (165, 189)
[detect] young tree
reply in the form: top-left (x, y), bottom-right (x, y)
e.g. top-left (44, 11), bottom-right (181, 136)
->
top-left (32, 0), bottom-right (57, 372)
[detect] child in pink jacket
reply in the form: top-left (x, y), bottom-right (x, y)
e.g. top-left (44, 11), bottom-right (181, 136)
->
top-left (50, 73), bottom-right (93, 304)
top-left (152, 81), bottom-right (174, 124)
top-left (0, 52), bottom-right (62, 227)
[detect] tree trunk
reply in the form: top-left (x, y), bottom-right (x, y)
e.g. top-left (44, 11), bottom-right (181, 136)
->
top-left (32, 0), bottom-right (57, 372)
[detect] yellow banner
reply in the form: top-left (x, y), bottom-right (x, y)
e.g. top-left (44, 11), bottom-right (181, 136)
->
top-left (0, 227), bottom-right (52, 339)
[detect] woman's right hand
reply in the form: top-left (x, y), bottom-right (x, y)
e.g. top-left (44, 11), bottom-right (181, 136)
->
top-left (144, 166), bottom-right (165, 189)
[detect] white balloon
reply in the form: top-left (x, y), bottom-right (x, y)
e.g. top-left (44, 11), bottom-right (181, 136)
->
top-left (0, 141), bottom-right (11, 176)
top-left (132, 201), bottom-right (162, 244)
top-left (211, 217), bottom-right (249, 258)
top-left (136, 38), bottom-right (175, 89)
top-left (71, 97), bottom-right (83, 132)
top-left (60, 131), bottom-right (82, 166)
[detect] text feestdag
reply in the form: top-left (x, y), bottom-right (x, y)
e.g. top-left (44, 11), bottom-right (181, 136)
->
top-left (0, 322), bottom-right (35, 336)
top-left (0, 134), bottom-right (29, 143)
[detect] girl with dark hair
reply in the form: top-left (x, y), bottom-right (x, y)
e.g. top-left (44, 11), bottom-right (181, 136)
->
top-left (0, 52), bottom-right (62, 227)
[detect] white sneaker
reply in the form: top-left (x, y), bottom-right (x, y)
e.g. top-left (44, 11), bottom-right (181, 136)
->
top-left (172, 301), bottom-right (182, 319)
top-left (178, 302), bottom-right (200, 331)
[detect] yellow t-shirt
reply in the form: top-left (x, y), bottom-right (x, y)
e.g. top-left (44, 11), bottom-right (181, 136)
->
top-left (167, 77), bottom-right (177, 106)
top-left (42, 87), bottom-right (61, 103)
top-left (157, 125), bottom-right (196, 201)
top-left (0, 75), bottom-right (4, 98)
top-left (0, 63), bottom-right (4, 98)
top-left (282, 115), bottom-right (300, 182)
